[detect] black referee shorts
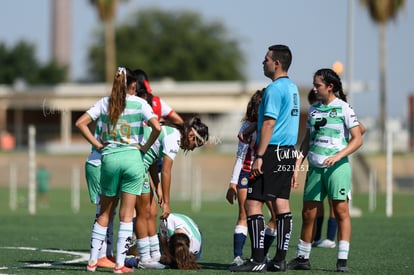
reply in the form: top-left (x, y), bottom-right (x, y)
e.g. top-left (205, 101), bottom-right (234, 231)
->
top-left (247, 145), bottom-right (297, 202)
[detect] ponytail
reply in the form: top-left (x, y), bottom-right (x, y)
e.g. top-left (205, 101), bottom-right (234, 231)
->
top-left (108, 67), bottom-right (136, 130)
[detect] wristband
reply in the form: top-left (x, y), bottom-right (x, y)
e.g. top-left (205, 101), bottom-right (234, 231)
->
top-left (255, 154), bottom-right (263, 159)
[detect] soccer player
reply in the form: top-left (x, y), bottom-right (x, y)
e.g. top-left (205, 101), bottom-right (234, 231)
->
top-left (226, 88), bottom-right (276, 266)
top-left (159, 213), bottom-right (203, 269)
top-left (131, 68), bottom-right (185, 268)
top-left (288, 68), bottom-right (363, 272)
top-left (125, 117), bottom-right (209, 269)
top-left (76, 67), bottom-right (161, 273)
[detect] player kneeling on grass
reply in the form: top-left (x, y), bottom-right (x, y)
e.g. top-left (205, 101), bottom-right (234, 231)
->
top-left (159, 213), bottom-right (202, 269)
top-left (125, 213), bottom-right (202, 270)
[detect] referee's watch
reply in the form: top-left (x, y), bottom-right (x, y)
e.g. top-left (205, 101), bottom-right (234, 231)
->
top-left (255, 154), bottom-right (264, 159)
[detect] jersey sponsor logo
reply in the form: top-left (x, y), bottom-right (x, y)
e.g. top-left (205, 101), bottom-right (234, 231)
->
top-left (314, 117), bottom-right (327, 130)
top-left (310, 110), bottom-right (320, 117)
top-left (314, 138), bottom-right (329, 143)
top-left (293, 93), bottom-right (298, 105)
top-left (169, 149), bottom-right (178, 154)
top-left (291, 108), bottom-right (299, 116)
top-left (311, 110), bottom-right (331, 118)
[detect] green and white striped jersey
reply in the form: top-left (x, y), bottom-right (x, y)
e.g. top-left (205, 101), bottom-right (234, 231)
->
top-left (86, 94), bottom-right (157, 155)
top-left (142, 125), bottom-right (181, 169)
top-left (307, 98), bottom-right (359, 167)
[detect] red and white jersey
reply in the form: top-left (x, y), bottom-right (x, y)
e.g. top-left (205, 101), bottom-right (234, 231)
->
top-left (152, 96), bottom-right (174, 121)
top-left (229, 121), bottom-right (257, 184)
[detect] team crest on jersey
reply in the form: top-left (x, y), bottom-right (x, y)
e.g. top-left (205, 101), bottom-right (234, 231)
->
top-left (329, 109), bottom-right (337, 118)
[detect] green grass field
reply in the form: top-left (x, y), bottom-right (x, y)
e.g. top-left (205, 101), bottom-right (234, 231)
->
top-left (0, 188), bottom-right (413, 274)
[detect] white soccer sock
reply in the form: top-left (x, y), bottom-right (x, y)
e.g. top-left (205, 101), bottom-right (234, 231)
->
top-left (234, 225), bottom-right (248, 235)
top-left (338, 240), bottom-right (350, 260)
top-left (116, 221), bottom-right (133, 267)
top-left (94, 204), bottom-right (107, 259)
top-left (89, 222), bottom-right (107, 263)
top-left (98, 239), bottom-right (107, 258)
top-left (264, 225), bottom-right (277, 237)
top-left (149, 235), bottom-right (161, 261)
top-left (297, 239), bottom-right (312, 259)
top-left (137, 236), bottom-right (151, 262)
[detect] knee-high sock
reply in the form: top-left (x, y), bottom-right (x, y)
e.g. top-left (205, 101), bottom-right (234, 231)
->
top-left (116, 222), bottom-right (133, 267)
top-left (274, 212), bottom-right (292, 262)
top-left (247, 214), bottom-right (265, 263)
top-left (338, 240), bottom-right (350, 260)
top-left (264, 225), bottom-right (277, 257)
top-left (90, 222), bottom-right (107, 262)
top-left (99, 238), bottom-right (107, 258)
top-left (296, 239), bottom-right (312, 259)
top-left (149, 234), bottom-right (161, 261)
top-left (234, 225), bottom-right (247, 258)
top-left (137, 237), bottom-right (151, 262)
top-left (326, 217), bottom-right (337, 241)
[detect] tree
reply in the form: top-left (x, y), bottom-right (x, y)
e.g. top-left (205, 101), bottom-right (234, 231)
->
top-left (89, 0), bottom-right (118, 84)
top-left (359, 0), bottom-right (405, 151)
top-left (88, 8), bottom-right (245, 81)
top-left (0, 41), bottom-right (66, 85)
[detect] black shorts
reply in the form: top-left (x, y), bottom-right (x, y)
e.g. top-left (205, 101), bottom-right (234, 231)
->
top-left (247, 145), bottom-right (297, 202)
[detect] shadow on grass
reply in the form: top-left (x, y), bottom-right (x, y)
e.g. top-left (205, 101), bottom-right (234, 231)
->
top-left (200, 262), bottom-right (230, 270)
top-left (14, 261), bottom-right (92, 273)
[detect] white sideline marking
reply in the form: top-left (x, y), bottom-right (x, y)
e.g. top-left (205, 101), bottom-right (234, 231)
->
top-left (0, 246), bottom-right (89, 270)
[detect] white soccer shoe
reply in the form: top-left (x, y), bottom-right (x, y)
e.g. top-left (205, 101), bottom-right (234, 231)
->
top-left (316, 239), bottom-right (336, 248)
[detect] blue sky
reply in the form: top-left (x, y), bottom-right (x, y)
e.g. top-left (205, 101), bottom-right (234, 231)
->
top-left (1, 0), bottom-right (413, 119)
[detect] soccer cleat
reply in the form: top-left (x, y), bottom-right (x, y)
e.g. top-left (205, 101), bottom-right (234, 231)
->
top-left (287, 256), bottom-right (311, 270)
top-left (267, 259), bottom-right (286, 272)
top-left (124, 256), bottom-right (138, 268)
top-left (336, 259), bottom-right (349, 272)
top-left (137, 260), bottom-right (166, 269)
top-left (113, 265), bottom-right (133, 274)
top-left (97, 256), bottom-right (116, 268)
top-left (107, 255), bottom-right (116, 262)
top-left (317, 239), bottom-right (336, 248)
top-left (86, 260), bottom-right (98, 272)
top-left (231, 256), bottom-right (244, 266)
top-left (229, 258), bottom-right (267, 272)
